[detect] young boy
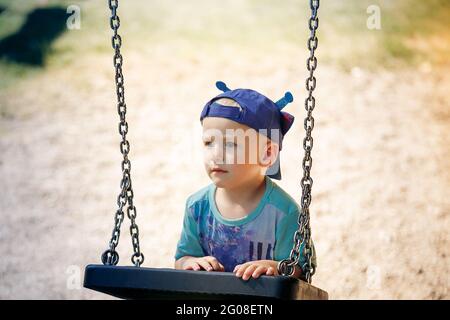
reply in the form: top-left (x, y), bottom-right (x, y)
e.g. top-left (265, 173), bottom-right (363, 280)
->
top-left (174, 81), bottom-right (316, 281)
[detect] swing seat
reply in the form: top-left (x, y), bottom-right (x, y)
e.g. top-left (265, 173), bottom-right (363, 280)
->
top-left (84, 264), bottom-right (328, 300)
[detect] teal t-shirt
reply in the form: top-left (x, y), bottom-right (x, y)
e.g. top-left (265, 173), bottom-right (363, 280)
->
top-left (174, 176), bottom-right (317, 272)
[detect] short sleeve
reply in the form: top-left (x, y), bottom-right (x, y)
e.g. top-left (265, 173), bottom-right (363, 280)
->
top-left (273, 207), bottom-right (317, 271)
top-left (174, 199), bottom-right (205, 260)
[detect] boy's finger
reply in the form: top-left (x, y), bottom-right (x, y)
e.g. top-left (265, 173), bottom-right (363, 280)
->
top-left (235, 261), bottom-right (254, 276)
top-left (197, 259), bottom-right (213, 271)
top-left (252, 266), bottom-right (267, 279)
top-left (242, 264), bottom-right (258, 281)
top-left (205, 257), bottom-right (221, 271)
top-left (235, 265), bottom-right (246, 277)
top-left (210, 258), bottom-right (225, 271)
top-left (184, 262), bottom-right (199, 271)
top-left (266, 267), bottom-right (274, 276)
top-left (235, 262), bottom-right (252, 275)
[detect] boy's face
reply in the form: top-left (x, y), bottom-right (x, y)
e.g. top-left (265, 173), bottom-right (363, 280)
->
top-left (201, 117), bottom-right (278, 188)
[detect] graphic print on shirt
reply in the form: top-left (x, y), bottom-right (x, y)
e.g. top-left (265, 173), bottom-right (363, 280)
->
top-left (248, 241), bottom-right (273, 260)
top-left (197, 209), bottom-right (277, 272)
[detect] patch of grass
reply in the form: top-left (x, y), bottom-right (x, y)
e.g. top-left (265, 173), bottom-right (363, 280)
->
top-left (381, 0), bottom-right (450, 67)
top-left (0, 60), bottom-right (40, 89)
top-left (0, 0), bottom-right (449, 91)
top-left (321, 0), bottom-right (450, 69)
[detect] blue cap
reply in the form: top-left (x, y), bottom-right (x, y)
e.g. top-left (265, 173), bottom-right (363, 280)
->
top-left (200, 81), bottom-right (295, 180)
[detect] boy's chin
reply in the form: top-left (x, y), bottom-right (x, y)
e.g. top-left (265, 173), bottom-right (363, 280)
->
top-left (209, 173), bottom-right (232, 188)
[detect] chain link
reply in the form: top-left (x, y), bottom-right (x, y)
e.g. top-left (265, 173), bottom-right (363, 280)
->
top-left (278, 0), bottom-right (319, 283)
top-left (101, 0), bottom-right (144, 267)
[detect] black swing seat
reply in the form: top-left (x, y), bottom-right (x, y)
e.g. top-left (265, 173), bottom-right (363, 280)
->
top-left (84, 264), bottom-right (328, 300)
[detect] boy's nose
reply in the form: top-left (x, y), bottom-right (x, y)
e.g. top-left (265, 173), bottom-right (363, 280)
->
top-left (208, 145), bottom-right (225, 163)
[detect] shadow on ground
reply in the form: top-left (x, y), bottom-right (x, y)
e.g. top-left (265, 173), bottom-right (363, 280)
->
top-left (0, 7), bottom-right (68, 65)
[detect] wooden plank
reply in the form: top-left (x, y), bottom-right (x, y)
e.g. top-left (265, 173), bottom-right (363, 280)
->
top-left (296, 281), bottom-right (329, 300)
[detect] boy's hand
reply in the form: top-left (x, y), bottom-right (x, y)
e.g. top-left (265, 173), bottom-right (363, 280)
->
top-left (181, 256), bottom-right (225, 272)
top-left (233, 260), bottom-right (279, 281)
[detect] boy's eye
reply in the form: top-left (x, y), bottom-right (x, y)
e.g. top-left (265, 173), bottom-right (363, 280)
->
top-left (203, 140), bottom-right (237, 148)
top-left (225, 141), bottom-right (237, 148)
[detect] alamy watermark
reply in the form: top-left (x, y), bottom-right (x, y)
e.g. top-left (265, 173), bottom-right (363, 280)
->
top-left (66, 265), bottom-right (81, 290)
top-left (202, 128), bottom-right (280, 166)
top-left (367, 5), bottom-right (381, 30)
top-left (66, 5), bottom-right (81, 30)
top-left (366, 265), bottom-right (382, 290)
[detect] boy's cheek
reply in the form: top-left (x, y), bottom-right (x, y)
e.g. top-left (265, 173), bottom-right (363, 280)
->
top-left (231, 147), bottom-right (259, 166)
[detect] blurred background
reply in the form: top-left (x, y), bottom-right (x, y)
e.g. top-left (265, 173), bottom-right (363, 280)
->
top-left (0, 0), bottom-right (448, 299)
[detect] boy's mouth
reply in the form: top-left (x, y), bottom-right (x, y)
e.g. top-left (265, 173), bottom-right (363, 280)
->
top-left (211, 168), bottom-right (228, 173)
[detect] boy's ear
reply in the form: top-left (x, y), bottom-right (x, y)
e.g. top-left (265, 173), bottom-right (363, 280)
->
top-left (260, 140), bottom-right (279, 167)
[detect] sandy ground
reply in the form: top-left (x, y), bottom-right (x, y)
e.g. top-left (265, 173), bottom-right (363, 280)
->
top-left (0, 42), bottom-right (449, 299)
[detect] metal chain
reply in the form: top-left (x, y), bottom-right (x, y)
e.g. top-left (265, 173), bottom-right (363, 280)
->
top-left (278, 0), bottom-right (319, 283)
top-left (101, 0), bottom-right (144, 267)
